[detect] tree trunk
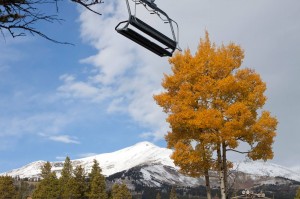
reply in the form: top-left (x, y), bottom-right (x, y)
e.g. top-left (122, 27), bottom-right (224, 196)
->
top-left (217, 144), bottom-right (226, 199)
top-left (222, 142), bottom-right (228, 198)
top-left (200, 142), bottom-right (212, 199)
top-left (204, 169), bottom-right (212, 199)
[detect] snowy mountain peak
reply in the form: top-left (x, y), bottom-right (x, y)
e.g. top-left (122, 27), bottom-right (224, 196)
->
top-left (1, 142), bottom-right (173, 179)
top-left (132, 141), bottom-right (156, 147)
top-left (1, 142), bottom-right (300, 184)
top-left (76, 141), bottom-right (174, 176)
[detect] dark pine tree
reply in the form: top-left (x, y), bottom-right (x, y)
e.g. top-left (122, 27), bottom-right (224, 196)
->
top-left (0, 176), bottom-right (17, 199)
top-left (32, 161), bottom-right (60, 199)
top-left (59, 156), bottom-right (73, 199)
top-left (169, 187), bottom-right (178, 199)
top-left (111, 182), bottom-right (132, 199)
top-left (87, 159), bottom-right (107, 199)
top-left (70, 165), bottom-right (88, 199)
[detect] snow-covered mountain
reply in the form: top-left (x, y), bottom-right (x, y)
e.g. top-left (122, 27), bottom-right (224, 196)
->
top-left (1, 141), bottom-right (300, 186)
top-left (1, 142), bottom-right (177, 180)
top-left (292, 166), bottom-right (300, 174)
top-left (233, 160), bottom-right (300, 182)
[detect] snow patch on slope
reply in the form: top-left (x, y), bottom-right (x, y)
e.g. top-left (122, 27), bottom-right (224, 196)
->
top-left (1, 141), bottom-right (300, 184)
top-left (233, 161), bottom-right (300, 182)
top-left (140, 164), bottom-right (201, 187)
top-left (1, 142), bottom-right (174, 178)
top-left (75, 141), bottom-right (174, 176)
top-left (1, 161), bottom-right (46, 179)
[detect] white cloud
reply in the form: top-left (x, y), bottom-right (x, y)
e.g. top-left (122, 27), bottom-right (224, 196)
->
top-left (0, 105), bottom-right (82, 150)
top-left (57, 1), bottom-right (172, 140)
top-left (0, 113), bottom-right (71, 137)
top-left (58, 77), bottom-right (101, 100)
top-left (48, 135), bottom-right (80, 144)
top-left (56, 0), bottom-right (300, 168)
top-left (77, 153), bottom-right (98, 158)
top-left (56, 156), bottom-right (67, 161)
top-left (107, 98), bottom-right (126, 113)
top-left (58, 73), bottom-right (115, 103)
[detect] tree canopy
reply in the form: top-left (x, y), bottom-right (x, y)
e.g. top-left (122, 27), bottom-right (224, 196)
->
top-left (32, 161), bottom-right (60, 198)
top-left (156, 192), bottom-right (161, 199)
top-left (70, 165), bottom-right (88, 198)
top-left (59, 156), bottom-right (74, 199)
top-left (169, 187), bottom-right (178, 199)
top-left (31, 158), bottom-right (109, 199)
top-left (154, 32), bottom-right (277, 199)
top-left (0, 176), bottom-right (17, 199)
top-left (87, 159), bottom-right (107, 199)
top-left (111, 182), bottom-right (132, 199)
top-left (295, 187), bottom-right (300, 199)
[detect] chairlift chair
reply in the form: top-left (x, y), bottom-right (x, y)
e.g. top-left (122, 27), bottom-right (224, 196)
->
top-left (115, 0), bottom-right (180, 57)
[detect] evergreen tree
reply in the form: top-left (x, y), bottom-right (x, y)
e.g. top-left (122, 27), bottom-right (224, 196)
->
top-left (295, 187), bottom-right (300, 199)
top-left (0, 176), bottom-right (17, 199)
top-left (41, 161), bottom-right (52, 179)
top-left (59, 156), bottom-right (73, 199)
top-left (169, 187), bottom-right (178, 199)
top-left (70, 165), bottom-right (88, 199)
top-left (32, 161), bottom-right (60, 199)
top-left (156, 192), bottom-right (161, 199)
top-left (16, 180), bottom-right (36, 199)
top-left (111, 182), bottom-right (132, 199)
top-left (87, 159), bottom-right (107, 199)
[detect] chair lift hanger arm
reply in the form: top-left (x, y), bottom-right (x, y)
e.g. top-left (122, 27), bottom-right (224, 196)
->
top-left (138, 0), bottom-right (181, 51)
top-left (138, 0), bottom-right (177, 42)
top-left (115, 0), bottom-right (180, 56)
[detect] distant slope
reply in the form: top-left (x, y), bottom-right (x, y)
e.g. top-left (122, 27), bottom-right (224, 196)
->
top-left (233, 161), bottom-right (300, 182)
top-left (2, 141), bottom-right (300, 185)
top-left (1, 142), bottom-right (175, 179)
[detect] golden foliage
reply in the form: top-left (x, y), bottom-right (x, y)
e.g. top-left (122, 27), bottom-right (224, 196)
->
top-left (154, 31), bottom-right (277, 177)
top-left (171, 140), bottom-right (214, 177)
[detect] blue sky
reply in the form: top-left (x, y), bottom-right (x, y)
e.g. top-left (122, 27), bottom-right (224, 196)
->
top-left (1, 0), bottom-right (300, 172)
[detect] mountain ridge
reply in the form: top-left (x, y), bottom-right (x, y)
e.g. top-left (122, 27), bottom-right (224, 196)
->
top-left (2, 141), bottom-right (300, 184)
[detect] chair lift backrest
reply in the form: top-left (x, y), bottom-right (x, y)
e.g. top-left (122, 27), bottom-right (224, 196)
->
top-left (115, 0), bottom-right (179, 57)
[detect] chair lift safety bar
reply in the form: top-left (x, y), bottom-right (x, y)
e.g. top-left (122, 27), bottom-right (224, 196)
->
top-left (115, 0), bottom-right (180, 57)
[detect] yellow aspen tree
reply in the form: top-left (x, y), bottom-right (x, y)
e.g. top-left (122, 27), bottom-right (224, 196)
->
top-left (295, 187), bottom-right (300, 199)
top-left (170, 139), bottom-right (213, 199)
top-left (154, 32), bottom-right (277, 199)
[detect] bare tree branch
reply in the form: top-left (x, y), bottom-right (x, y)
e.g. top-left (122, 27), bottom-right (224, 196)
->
top-left (226, 149), bottom-right (250, 154)
top-left (71, 0), bottom-right (103, 16)
top-left (0, 0), bottom-right (104, 43)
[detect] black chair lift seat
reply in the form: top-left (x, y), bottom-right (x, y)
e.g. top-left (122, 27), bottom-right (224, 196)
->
top-left (115, 0), bottom-right (179, 57)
